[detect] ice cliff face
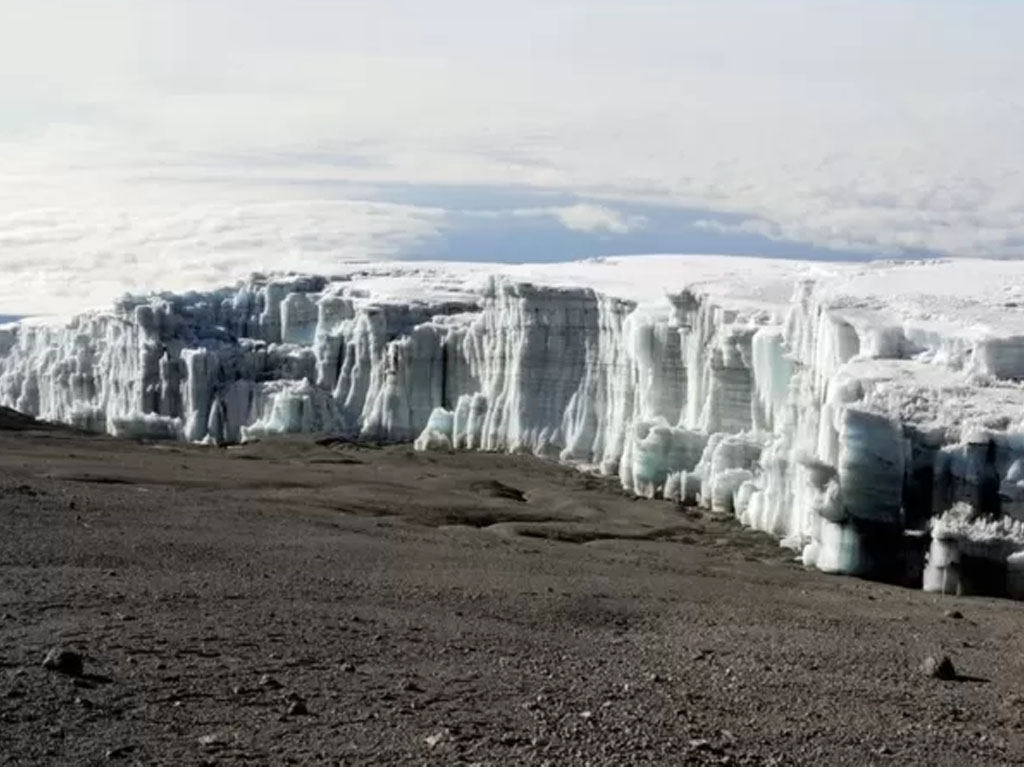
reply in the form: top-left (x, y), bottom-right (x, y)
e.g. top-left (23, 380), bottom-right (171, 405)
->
top-left (4, 256), bottom-right (1024, 597)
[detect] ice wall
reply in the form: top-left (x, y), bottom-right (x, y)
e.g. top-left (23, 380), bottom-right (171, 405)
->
top-left (0, 275), bottom-right (476, 445)
top-left (5, 257), bottom-right (1024, 597)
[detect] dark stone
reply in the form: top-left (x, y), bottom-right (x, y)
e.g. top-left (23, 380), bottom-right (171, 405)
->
top-left (105, 745), bottom-right (137, 759)
top-left (42, 647), bottom-right (83, 677)
top-left (920, 655), bottom-right (956, 680)
top-left (258, 673), bottom-right (282, 689)
top-left (286, 700), bottom-right (309, 716)
top-left (198, 732), bottom-right (228, 748)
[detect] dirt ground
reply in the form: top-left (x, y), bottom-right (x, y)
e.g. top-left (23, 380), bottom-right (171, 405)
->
top-left (2, 413), bottom-right (1024, 766)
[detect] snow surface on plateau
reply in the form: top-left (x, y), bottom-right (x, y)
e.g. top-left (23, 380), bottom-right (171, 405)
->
top-left (4, 254), bottom-right (1024, 597)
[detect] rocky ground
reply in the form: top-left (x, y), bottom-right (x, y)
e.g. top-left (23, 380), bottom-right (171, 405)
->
top-left (2, 411), bottom-right (1024, 765)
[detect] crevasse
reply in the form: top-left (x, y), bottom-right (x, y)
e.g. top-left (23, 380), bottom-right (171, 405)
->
top-left (5, 256), bottom-right (1024, 597)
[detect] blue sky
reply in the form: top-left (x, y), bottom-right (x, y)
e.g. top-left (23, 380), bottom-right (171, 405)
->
top-left (1, 0), bottom-right (1022, 313)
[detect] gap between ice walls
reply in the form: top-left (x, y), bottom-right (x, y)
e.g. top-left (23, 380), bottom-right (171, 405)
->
top-left (3, 260), bottom-right (1024, 599)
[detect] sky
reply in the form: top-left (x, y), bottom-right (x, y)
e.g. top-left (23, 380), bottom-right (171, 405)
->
top-left (1, 0), bottom-right (1023, 314)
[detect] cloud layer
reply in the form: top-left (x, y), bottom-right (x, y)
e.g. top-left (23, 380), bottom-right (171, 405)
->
top-left (0, 191), bottom-right (445, 315)
top-left (1, 1), bottom-right (1023, 313)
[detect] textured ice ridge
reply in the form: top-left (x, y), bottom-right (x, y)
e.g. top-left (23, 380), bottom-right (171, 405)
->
top-left (5, 255), bottom-right (1024, 596)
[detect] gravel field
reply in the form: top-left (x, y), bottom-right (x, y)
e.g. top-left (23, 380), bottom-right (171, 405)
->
top-left (2, 411), bottom-right (1024, 765)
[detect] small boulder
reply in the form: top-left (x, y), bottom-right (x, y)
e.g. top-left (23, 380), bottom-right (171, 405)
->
top-left (944, 609), bottom-right (963, 620)
top-left (257, 673), bottom-right (282, 689)
top-left (424, 730), bottom-right (446, 748)
top-left (198, 732), bottom-right (229, 748)
top-left (286, 700), bottom-right (309, 716)
top-left (42, 648), bottom-right (83, 677)
top-left (920, 655), bottom-right (956, 680)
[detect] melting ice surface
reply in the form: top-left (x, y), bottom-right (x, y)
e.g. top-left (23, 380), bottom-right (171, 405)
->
top-left (4, 254), bottom-right (1024, 597)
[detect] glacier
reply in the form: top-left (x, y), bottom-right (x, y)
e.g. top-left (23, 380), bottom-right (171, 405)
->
top-left (5, 255), bottom-right (1024, 597)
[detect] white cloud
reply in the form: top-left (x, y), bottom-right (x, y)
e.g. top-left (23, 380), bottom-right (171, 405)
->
top-left (550, 204), bottom-right (645, 235)
top-left (471, 204), bottom-right (645, 234)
